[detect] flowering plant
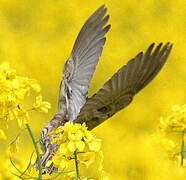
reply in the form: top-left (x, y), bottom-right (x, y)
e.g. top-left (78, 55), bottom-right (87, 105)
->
top-left (157, 104), bottom-right (186, 166)
top-left (47, 122), bottom-right (107, 179)
top-left (0, 62), bottom-right (108, 180)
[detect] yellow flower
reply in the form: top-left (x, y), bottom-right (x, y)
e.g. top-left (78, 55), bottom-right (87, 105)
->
top-left (50, 122), bottom-right (105, 178)
top-left (157, 104), bottom-right (186, 166)
top-left (14, 88), bottom-right (27, 100)
top-left (59, 143), bottom-right (68, 154)
top-left (0, 129), bottom-right (6, 140)
top-left (98, 170), bottom-right (110, 180)
top-left (17, 108), bottom-right (30, 126)
top-left (67, 141), bottom-right (76, 152)
top-left (172, 105), bottom-right (181, 112)
top-left (68, 132), bottom-right (76, 141)
top-left (80, 152), bottom-right (96, 168)
top-left (6, 137), bottom-right (20, 157)
top-left (84, 131), bottom-right (93, 142)
top-left (0, 62), bottom-right (10, 71)
top-left (33, 95), bottom-right (51, 113)
top-left (76, 141), bottom-right (85, 151)
top-left (27, 79), bottom-right (41, 93)
top-left (0, 62), bottom-right (51, 129)
top-left (159, 104), bottom-right (186, 132)
top-left (98, 151), bottom-right (104, 171)
top-left (46, 160), bottom-right (53, 167)
top-left (50, 126), bottom-right (64, 135)
top-left (88, 140), bottom-right (102, 152)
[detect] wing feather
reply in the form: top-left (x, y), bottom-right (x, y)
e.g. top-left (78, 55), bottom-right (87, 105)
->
top-left (74, 43), bottom-right (173, 130)
top-left (58, 5), bottom-right (110, 121)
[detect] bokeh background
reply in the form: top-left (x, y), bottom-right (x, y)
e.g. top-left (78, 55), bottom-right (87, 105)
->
top-left (0, 0), bottom-right (186, 179)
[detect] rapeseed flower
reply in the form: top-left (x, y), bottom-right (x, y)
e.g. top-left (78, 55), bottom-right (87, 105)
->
top-left (0, 62), bottom-right (51, 179)
top-left (33, 95), bottom-right (51, 113)
top-left (49, 122), bottom-right (107, 179)
top-left (157, 104), bottom-right (186, 166)
top-left (0, 129), bottom-right (6, 140)
top-left (0, 62), bottom-right (51, 131)
top-left (159, 104), bottom-right (186, 132)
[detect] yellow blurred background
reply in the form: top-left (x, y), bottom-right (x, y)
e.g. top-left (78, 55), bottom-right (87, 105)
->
top-left (0, 0), bottom-right (186, 179)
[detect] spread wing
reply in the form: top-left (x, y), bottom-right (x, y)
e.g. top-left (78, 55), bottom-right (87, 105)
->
top-left (74, 43), bottom-right (173, 129)
top-left (58, 5), bottom-right (111, 121)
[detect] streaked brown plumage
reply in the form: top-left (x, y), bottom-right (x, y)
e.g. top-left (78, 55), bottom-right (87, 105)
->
top-left (39, 5), bottom-right (173, 173)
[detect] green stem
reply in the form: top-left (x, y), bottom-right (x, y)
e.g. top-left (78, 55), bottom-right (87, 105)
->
top-left (74, 150), bottom-right (80, 179)
top-left (25, 123), bottom-right (42, 180)
top-left (181, 130), bottom-right (185, 167)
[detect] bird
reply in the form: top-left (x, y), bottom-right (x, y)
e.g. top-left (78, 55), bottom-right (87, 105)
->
top-left (39, 5), bottom-right (173, 174)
